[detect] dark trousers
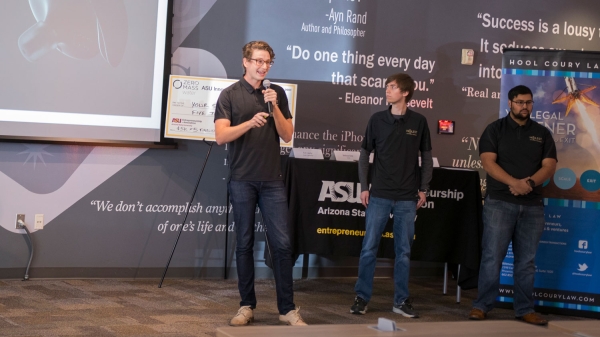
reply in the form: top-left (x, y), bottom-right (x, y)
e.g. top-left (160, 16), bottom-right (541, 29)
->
top-left (229, 180), bottom-right (295, 315)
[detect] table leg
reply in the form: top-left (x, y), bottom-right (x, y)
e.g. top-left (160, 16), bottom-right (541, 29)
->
top-left (302, 254), bottom-right (309, 279)
top-left (456, 264), bottom-right (461, 303)
top-left (443, 263), bottom-right (448, 295)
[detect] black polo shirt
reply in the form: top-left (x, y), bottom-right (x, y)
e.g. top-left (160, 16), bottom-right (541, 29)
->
top-left (479, 115), bottom-right (557, 205)
top-left (362, 107), bottom-right (432, 200)
top-left (214, 77), bottom-right (291, 181)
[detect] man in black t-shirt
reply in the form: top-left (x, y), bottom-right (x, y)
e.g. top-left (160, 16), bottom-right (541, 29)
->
top-left (350, 73), bottom-right (433, 318)
top-left (469, 85), bottom-right (557, 325)
top-left (214, 41), bottom-right (305, 327)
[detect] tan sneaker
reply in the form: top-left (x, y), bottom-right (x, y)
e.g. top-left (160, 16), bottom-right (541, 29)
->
top-left (517, 312), bottom-right (548, 326)
top-left (230, 306), bottom-right (253, 326)
top-left (279, 307), bottom-right (307, 326)
top-left (468, 308), bottom-right (486, 320)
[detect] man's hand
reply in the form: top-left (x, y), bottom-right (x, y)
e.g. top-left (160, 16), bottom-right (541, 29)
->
top-left (508, 177), bottom-right (533, 196)
top-left (247, 112), bottom-right (270, 128)
top-left (262, 88), bottom-right (277, 108)
top-left (417, 191), bottom-right (427, 209)
top-left (361, 191), bottom-right (369, 208)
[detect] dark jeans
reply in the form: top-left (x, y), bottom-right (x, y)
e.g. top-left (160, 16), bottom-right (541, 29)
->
top-left (473, 195), bottom-right (545, 317)
top-left (228, 180), bottom-right (295, 315)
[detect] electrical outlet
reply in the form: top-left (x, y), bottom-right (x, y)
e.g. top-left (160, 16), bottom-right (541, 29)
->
top-left (35, 214), bottom-right (44, 230)
top-left (16, 214), bottom-right (25, 229)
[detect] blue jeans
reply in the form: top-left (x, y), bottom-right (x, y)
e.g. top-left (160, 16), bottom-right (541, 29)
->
top-left (228, 180), bottom-right (295, 315)
top-left (355, 196), bottom-right (417, 305)
top-left (473, 196), bottom-right (545, 317)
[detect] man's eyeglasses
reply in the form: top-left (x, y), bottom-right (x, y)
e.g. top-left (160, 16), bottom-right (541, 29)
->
top-left (511, 100), bottom-right (534, 106)
top-left (248, 58), bottom-right (274, 67)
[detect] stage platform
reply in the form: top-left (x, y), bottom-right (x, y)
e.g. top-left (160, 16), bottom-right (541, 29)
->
top-left (217, 320), bottom-right (575, 337)
top-left (549, 320), bottom-right (600, 336)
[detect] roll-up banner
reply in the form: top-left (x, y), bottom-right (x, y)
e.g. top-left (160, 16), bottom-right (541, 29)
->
top-left (500, 49), bottom-right (600, 318)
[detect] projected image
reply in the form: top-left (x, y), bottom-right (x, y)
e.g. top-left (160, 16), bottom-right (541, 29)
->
top-left (0, 0), bottom-right (169, 143)
top-left (18, 0), bottom-right (128, 66)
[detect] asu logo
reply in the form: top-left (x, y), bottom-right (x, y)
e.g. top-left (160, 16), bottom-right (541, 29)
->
top-left (406, 129), bottom-right (418, 136)
top-left (529, 136), bottom-right (542, 143)
top-left (318, 181), bottom-right (363, 203)
top-left (172, 118), bottom-right (182, 123)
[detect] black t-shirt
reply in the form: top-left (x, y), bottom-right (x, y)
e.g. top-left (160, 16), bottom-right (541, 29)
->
top-left (479, 115), bottom-right (557, 205)
top-left (214, 78), bottom-right (291, 181)
top-left (362, 107), bottom-right (432, 200)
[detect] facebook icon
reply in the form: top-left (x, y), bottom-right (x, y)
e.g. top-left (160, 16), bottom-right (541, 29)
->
top-left (579, 240), bottom-right (588, 250)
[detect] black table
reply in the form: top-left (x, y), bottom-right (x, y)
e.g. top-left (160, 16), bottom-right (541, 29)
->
top-left (284, 158), bottom-right (483, 288)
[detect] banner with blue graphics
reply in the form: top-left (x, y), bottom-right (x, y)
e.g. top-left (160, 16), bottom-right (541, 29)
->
top-left (499, 49), bottom-right (600, 318)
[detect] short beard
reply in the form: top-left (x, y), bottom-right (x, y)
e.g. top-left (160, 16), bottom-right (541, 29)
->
top-left (510, 108), bottom-right (530, 121)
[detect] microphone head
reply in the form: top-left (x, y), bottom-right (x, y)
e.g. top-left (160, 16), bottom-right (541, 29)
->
top-left (263, 79), bottom-right (271, 89)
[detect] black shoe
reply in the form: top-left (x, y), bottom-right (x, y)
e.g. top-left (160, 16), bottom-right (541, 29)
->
top-left (350, 296), bottom-right (368, 314)
top-left (393, 299), bottom-right (419, 318)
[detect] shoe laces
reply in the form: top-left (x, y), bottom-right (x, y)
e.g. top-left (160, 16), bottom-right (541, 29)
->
top-left (354, 296), bottom-right (366, 305)
top-left (402, 299), bottom-right (414, 310)
top-left (235, 306), bottom-right (252, 318)
top-left (287, 307), bottom-right (305, 324)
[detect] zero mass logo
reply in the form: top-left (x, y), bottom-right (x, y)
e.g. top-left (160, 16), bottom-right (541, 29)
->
top-left (173, 79), bottom-right (182, 89)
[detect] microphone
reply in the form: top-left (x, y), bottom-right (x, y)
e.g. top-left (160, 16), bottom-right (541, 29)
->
top-left (263, 79), bottom-right (272, 116)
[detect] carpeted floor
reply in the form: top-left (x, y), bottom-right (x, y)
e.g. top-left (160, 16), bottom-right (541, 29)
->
top-left (0, 276), bottom-right (592, 336)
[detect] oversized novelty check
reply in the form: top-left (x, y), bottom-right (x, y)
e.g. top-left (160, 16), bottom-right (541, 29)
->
top-left (164, 75), bottom-right (296, 147)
